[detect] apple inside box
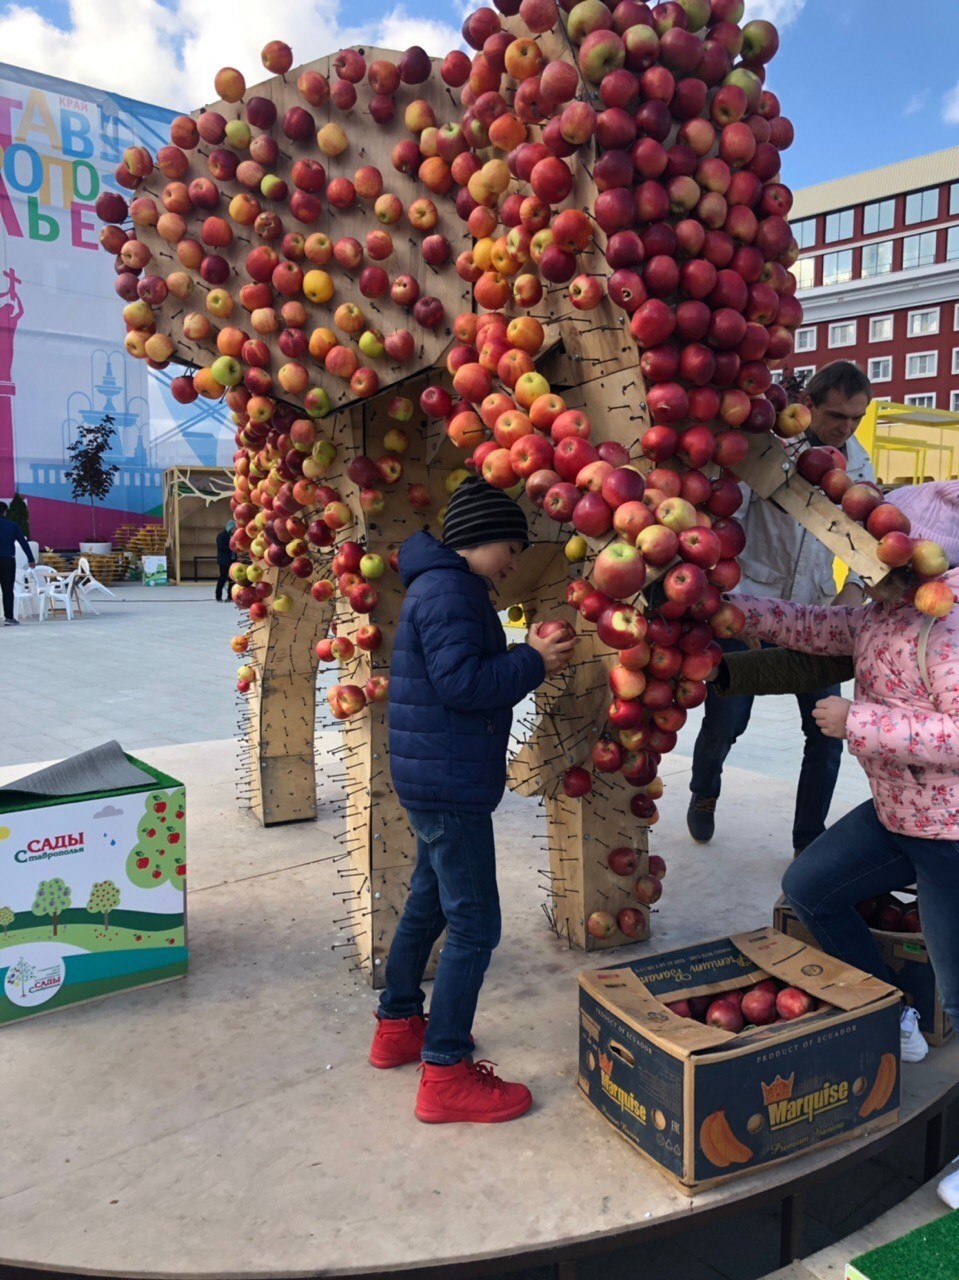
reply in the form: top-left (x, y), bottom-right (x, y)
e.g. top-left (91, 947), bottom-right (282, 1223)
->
top-left (773, 895), bottom-right (952, 1048)
top-left (0, 758), bottom-right (187, 1026)
top-left (578, 928), bottom-right (901, 1194)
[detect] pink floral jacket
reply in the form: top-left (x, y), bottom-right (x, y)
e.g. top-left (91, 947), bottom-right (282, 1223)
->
top-left (738, 569), bottom-right (959, 840)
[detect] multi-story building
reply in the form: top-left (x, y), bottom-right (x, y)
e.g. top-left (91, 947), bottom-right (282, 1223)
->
top-left (786, 146), bottom-right (959, 415)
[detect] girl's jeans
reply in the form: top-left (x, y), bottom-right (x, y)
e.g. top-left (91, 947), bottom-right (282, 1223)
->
top-left (377, 808), bottom-right (500, 1065)
top-left (782, 800), bottom-right (959, 1028)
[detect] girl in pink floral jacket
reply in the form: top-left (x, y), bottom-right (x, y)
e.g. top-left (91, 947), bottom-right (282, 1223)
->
top-left (740, 481), bottom-right (959, 1069)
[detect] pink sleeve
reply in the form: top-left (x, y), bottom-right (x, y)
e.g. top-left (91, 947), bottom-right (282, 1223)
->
top-left (845, 626), bottom-right (959, 768)
top-left (737, 595), bottom-right (863, 656)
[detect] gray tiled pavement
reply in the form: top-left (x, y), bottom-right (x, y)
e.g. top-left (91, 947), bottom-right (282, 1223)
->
top-left (0, 586), bottom-right (952, 1280)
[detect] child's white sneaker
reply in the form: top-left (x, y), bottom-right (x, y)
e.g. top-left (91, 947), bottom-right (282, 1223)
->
top-left (937, 1156), bottom-right (959, 1210)
top-left (900, 1006), bottom-right (928, 1063)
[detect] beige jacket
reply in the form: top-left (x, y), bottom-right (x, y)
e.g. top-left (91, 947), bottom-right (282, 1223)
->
top-left (736, 434), bottom-right (874, 605)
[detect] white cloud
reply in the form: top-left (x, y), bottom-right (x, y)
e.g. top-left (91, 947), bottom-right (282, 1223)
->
top-left (0, 0), bottom-right (463, 112)
top-left (904, 89), bottom-right (929, 117)
top-left (743, 0), bottom-right (807, 24)
top-left (944, 82), bottom-right (959, 125)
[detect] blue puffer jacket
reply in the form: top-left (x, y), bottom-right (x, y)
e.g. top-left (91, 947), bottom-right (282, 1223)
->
top-left (388, 531), bottom-right (545, 813)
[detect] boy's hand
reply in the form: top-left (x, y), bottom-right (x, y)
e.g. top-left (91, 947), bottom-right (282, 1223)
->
top-left (528, 622), bottom-right (578, 674)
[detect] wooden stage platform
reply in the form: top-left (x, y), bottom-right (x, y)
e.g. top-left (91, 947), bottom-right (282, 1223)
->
top-left (1, 739), bottom-right (957, 1279)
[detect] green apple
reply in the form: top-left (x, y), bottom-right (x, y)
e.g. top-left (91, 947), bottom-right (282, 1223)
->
top-left (358, 328), bottom-right (386, 359)
top-left (224, 119), bottom-right (252, 150)
top-left (211, 355), bottom-right (243, 387)
top-left (304, 386), bottom-right (331, 419)
top-left (360, 553), bottom-right (385, 579)
top-left (383, 426), bottom-right (410, 453)
top-left (272, 593), bottom-right (294, 613)
top-left (245, 564), bottom-right (264, 584)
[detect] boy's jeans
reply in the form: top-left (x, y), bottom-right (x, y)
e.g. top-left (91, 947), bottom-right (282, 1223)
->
top-left (377, 807), bottom-right (500, 1065)
top-left (783, 799), bottom-right (959, 1028)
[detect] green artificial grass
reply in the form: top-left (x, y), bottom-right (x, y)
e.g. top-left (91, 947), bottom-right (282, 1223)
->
top-left (846, 1208), bottom-right (959, 1279)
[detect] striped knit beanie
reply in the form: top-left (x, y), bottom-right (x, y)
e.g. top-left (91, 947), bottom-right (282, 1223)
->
top-left (442, 474), bottom-right (529, 550)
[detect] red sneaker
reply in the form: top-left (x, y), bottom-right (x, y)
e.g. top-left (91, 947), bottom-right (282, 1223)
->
top-left (369, 1014), bottom-right (427, 1069)
top-left (415, 1059), bottom-right (532, 1124)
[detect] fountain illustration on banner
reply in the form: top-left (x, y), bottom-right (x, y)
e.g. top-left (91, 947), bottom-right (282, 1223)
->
top-left (0, 266), bottom-right (25, 498)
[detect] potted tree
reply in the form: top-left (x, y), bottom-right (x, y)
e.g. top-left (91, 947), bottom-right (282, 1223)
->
top-left (65, 415), bottom-right (120, 554)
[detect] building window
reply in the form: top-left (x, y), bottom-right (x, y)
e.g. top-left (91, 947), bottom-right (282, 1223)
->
top-left (951, 390), bottom-right (959, 412)
top-left (908, 308), bottom-right (940, 338)
top-left (791, 258), bottom-right (816, 291)
top-left (770, 368), bottom-right (783, 384)
top-left (861, 240), bottom-right (893, 278)
top-left (795, 327), bottom-right (817, 353)
top-left (824, 208), bottom-right (854, 243)
top-left (868, 357), bottom-right (892, 383)
top-left (951, 183), bottom-right (959, 216)
top-left (828, 321), bottom-right (856, 348)
top-left (862, 199), bottom-right (895, 234)
top-left (955, 304), bottom-right (959, 331)
top-left (793, 365), bottom-right (816, 383)
top-left (792, 218), bottom-right (816, 250)
top-left (870, 315), bottom-right (893, 343)
top-left (947, 226), bottom-right (959, 262)
top-left (906, 351), bottom-right (938, 379)
top-left (904, 393), bottom-right (936, 408)
top-left (902, 232), bottom-right (938, 270)
top-left (874, 395), bottom-right (892, 404)
top-left (904, 188), bottom-right (939, 224)
top-left (822, 249), bottom-right (853, 286)
top-left (953, 349), bottom-right (959, 375)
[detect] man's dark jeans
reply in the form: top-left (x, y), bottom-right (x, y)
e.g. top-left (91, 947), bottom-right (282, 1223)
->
top-left (690, 638), bottom-right (842, 852)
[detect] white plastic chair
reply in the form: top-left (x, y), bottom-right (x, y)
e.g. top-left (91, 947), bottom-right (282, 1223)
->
top-left (75, 556), bottom-right (117, 612)
top-left (42, 568), bottom-right (81, 621)
top-left (12, 567), bottom-right (43, 621)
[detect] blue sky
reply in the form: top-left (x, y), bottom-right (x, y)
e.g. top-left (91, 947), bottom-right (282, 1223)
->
top-left (4, 0), bottom-right (959, 192)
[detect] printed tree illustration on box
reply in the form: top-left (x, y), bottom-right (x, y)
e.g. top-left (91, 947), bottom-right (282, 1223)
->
top-left (64, 413), bottom-right (119, 541)
top-left (6, 957), bottom-right (36, 999)
top-left (125, 789), bottom-right (186, 889)
top-left (0, 906), bottom-right (13, 934)
top-left (32, 879), bottom-right (71, 936)
top-left (86, 881), bottom-right (121, 928)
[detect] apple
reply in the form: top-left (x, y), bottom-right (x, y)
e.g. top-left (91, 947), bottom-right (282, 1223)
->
top-left (563, 766), bottom-right (592, 798)
top-left (607, 846), bottom-right (639, 876)
top-left (596, 603), bottom-right (647, 649)
top-left (636, 524), bottom-right (679, 566)
top-left (776, 986), bottom-right (814, 1021)
top-left (821, 468), bottom-right (853, 503)
top-left (914, 581), bottom-right (956, 618)
top-left (705, 997), bottom-right (743, 1032)
top-left (842, 483), bottom-right (884, 523)
top-left (911, 540), bottom-right (950, 578)
top-left (592, 542), bottom-right (647, 599)
top-left (866, 503), bottom-right (911, 539)
top-left (663, 562), bottom-right (708, 608)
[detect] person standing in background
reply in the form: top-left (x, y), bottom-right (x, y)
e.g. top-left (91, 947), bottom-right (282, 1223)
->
top-left (0, 499), bottom-right (35, 626)
top-left (687, 361), bottom-right (876, 857)
top-left (215, 520), bottom-right (236, 603)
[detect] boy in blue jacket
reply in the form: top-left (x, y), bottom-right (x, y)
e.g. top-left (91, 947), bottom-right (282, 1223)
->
top-left (369, 475), bottom-right (576, 1122)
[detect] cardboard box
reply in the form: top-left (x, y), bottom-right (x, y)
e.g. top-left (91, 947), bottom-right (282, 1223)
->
top-left (578, 928), bottom-right (901, 1194)
top-left (1, 759), bottom-right (188, 1024)
top-left (773, 896), bottom-right (952, 1048)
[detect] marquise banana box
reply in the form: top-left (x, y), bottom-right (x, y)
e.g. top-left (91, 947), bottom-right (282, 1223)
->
top-left (773, 895), bottom-right (952, 1048)
top-left (578, 927), bottom-right (901, 1194)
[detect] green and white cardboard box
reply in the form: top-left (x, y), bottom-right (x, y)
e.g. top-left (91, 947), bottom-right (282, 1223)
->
top-left (0, 759), bottom-right (188, 1024)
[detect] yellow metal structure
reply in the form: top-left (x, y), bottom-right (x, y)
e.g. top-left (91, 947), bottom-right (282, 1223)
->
top-left (861, 402), bottom-right (959, 486)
